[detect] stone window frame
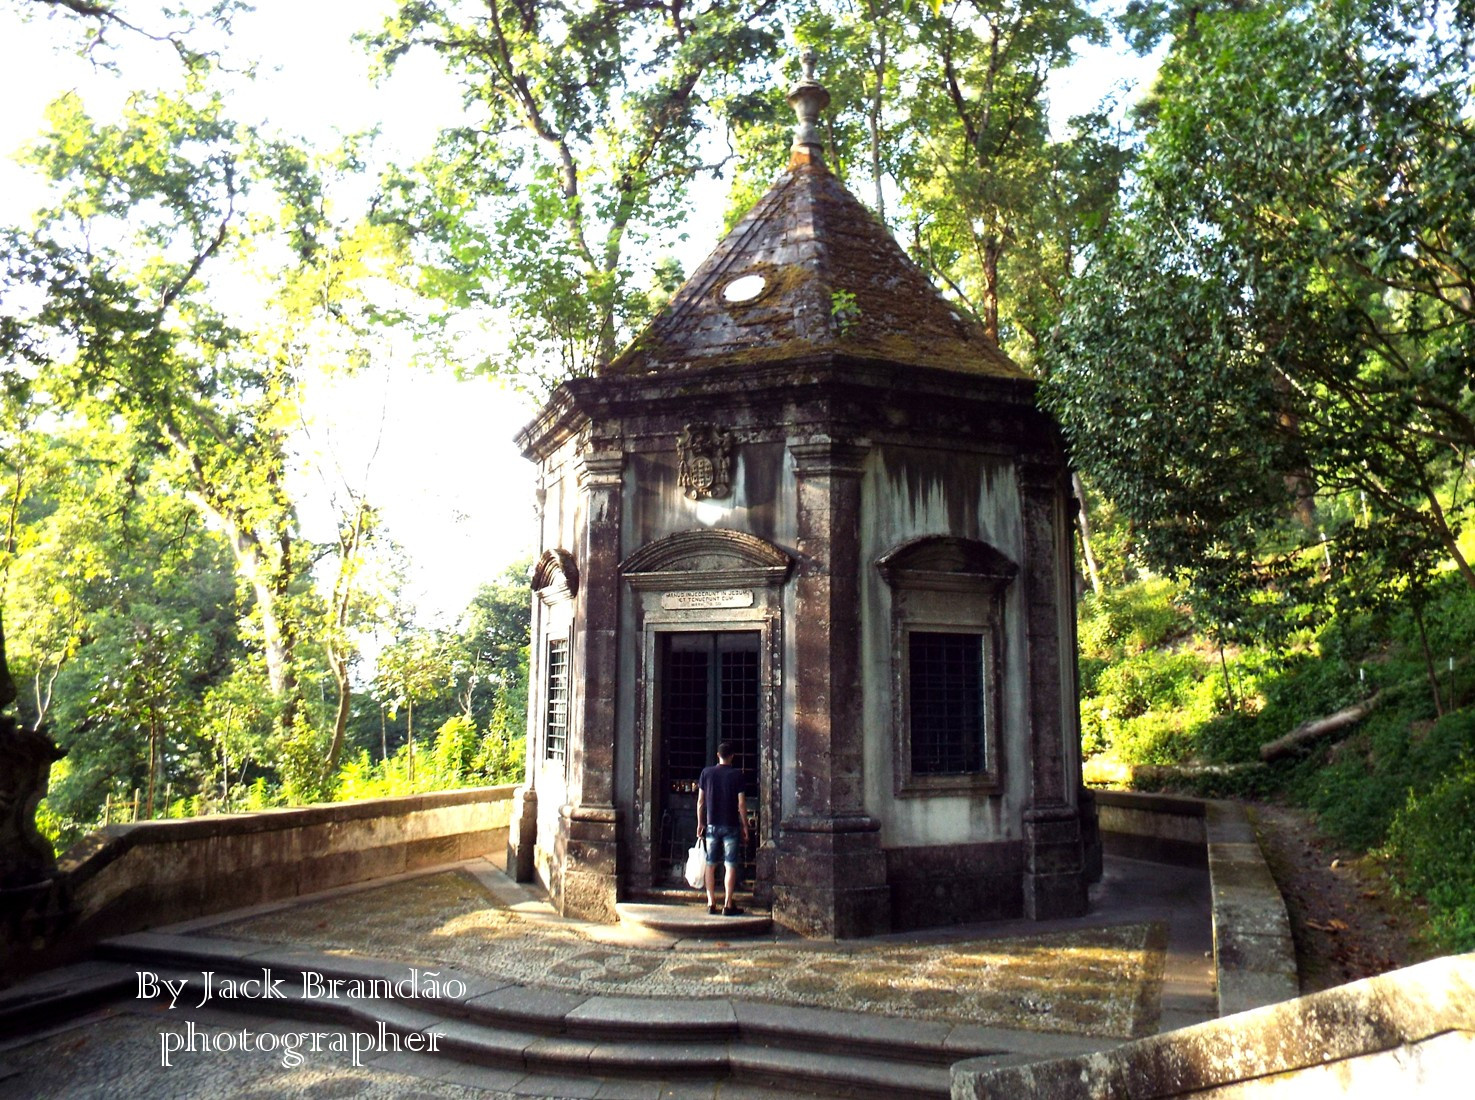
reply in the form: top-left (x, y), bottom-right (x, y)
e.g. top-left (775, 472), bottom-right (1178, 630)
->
top-left (877, 536), bottom-right (1018, 798)
top-left (532, 548), bottom-right (577, 776)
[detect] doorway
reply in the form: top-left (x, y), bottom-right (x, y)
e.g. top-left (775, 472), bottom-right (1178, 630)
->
top-left (656, 630), bottom-right (761, 884)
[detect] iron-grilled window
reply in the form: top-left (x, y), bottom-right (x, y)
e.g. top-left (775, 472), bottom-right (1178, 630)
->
top-left (545, 639), bottom-right (568, 762)
top-left (909, 631), bottom-right (984, 774)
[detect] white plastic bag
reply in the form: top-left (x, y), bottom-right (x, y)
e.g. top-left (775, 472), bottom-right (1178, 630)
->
top-left (684, 840), bottom-right (706, 889)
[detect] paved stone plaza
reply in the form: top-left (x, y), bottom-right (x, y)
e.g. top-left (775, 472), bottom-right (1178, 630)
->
top-left (209, 870), bottom-right (1165, 1039)
top-left (0, 854), bottom-right (1214, 1098)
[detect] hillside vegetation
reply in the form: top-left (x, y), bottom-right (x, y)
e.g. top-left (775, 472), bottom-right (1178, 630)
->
top-left (1079, 567), bottom-right (1475, 952)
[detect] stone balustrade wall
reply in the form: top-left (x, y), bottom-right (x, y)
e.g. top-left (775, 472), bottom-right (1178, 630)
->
top-left (1, 786), bottom-right (516, 977)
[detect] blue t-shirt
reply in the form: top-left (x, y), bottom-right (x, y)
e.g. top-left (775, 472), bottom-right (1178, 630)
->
top-left (699, 763), bottom-right (746, 828)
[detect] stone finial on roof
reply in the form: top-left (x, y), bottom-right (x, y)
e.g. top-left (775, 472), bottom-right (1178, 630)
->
top-left (787, 49), bottom-right (830, 168)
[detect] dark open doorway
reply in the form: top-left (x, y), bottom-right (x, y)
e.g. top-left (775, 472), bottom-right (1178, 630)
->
top-left (656, 630), bottom-right (761, 885)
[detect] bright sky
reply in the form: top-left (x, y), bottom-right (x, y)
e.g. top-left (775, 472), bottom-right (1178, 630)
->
top-left (0, 1), bottom-right (1156, 624)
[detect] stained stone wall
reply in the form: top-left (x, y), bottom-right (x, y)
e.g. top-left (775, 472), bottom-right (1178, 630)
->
top-left (953, 953), bottom-right (1475, 1099)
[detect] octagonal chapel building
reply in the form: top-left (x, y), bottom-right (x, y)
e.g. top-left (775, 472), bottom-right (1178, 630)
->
top-left (507, 61), bottom-right (1098, 937)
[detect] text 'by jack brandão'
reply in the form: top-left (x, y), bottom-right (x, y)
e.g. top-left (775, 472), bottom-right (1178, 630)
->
top-left (137, 968), bottom-right (465, 1067)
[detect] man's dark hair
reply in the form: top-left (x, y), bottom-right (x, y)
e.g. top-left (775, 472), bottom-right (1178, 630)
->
top-left (717, 740), bottom-right (736, 760)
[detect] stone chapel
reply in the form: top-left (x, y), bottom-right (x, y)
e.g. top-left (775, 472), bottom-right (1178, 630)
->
top-left (506, 58), bottom-right (1097, 937)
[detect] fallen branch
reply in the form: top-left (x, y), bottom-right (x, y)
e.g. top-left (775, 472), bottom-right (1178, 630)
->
top-left (1260, 695), bottom-right (1381, 761)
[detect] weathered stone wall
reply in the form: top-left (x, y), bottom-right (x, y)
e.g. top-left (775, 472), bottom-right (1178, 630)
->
top-left (952, 953), bottom-right (1475, 1098)
top-left (1205, 800), bottom-right (1299, 1016)
top-left (528, 431), bottom-right (581, 896)
top-left (59, 786), bottom-right (513, 947)
top-left (860, 445), bottom-right (1029, 849)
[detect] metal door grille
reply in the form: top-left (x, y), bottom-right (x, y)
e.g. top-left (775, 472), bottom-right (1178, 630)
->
top-left (662, 650), bottom-right (709, 793)
top-left (719, 648), bottom-right (760, 800)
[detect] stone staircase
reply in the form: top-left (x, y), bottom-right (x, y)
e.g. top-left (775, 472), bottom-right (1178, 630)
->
top-left (0, 931), bottom-right (1099, 1098)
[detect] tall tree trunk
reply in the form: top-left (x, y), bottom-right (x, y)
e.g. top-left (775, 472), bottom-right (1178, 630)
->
top-left (326, 663), bottom-right (351, 780)
top-left (323, 501), bottom-right (370, 778)
top-left (146, 706), bottom-right (159, 818)
top-left (982, 235), bottom-right (1002, 346)
top-left (1412, 602), bottom-right (1444, 717)
top-left (1073, 472), bottom-right (1102, 594)
top-left (866, 3), bottom-right (888, 222)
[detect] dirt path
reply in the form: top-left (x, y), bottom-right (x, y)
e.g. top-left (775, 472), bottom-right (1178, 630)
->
top-left (1248, 801), bottom-right (1434, 993)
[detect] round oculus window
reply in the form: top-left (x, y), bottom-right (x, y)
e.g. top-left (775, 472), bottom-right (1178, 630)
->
top-left (721, 273), bottom-right (767, 303)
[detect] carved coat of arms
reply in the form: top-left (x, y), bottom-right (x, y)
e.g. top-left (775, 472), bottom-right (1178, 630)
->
top-left (677, 423), bottom-right (733, 500)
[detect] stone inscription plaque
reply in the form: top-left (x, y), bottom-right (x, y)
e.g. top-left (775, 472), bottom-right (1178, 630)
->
top-left (660, 589), bottom-right (754, 610)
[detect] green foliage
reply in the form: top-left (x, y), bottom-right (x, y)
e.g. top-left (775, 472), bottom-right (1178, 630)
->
top-left (473, 697), bottom-right (526, 787)
top-left (1078, 577), bottom-right (1192, 658)
top-left (369, 0), bottom-right (783, 390)
top-left (1082, 649), bottom-right (1217, 762)
top-left (328, 710), bottom-right (524, 802)
top-left (829, 289), bottom-right (860, 336)
top-left (1082, 546), bottom-right (1475, 947)
top-left (1385, 759), bottom-right (1475, 951)
top-left (1047, 0), bottom-right (1475, 634)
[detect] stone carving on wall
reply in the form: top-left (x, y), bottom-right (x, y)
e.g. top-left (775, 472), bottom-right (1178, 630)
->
top-left (677, 423), bottom-right (733, 500)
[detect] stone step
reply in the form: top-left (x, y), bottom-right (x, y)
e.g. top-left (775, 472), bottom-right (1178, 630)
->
top-left (92, 932), bottom-right (996, 1097)
top-left (615, 900), bottom-right (773, 937)
top-left (0, 960), bottom-right (138, 1038)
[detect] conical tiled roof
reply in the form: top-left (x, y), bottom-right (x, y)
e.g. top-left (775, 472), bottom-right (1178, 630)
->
top-left (603, 69), bottom-right (1027, 382)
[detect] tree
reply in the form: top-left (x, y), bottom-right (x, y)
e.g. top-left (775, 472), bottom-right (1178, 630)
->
top-left (7, 0), bottom-right (242, 69)
top-left (3, 422), bottom-right (245, 838)
top-left (1045, 0), bottom-right (1475, 632)
top-left (368, 0), bottom-right (784, 392)
top-left (451, 560), bottom-right (532, 730)
top-left (4, 78), bottom-right (417, 794)
top-left (374, 629), bottom-right (456, 783)
top-left (906, 0), bottom-right (1108, 351)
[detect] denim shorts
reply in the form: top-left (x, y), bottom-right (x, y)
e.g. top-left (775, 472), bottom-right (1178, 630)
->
top-left (704, 824), bottom-right (742, 867)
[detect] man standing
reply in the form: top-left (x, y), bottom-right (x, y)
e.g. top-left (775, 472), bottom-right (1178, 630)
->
top-left (695, 740), bottom-right (748, 915)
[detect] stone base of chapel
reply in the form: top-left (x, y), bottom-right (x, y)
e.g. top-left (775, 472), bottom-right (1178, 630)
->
top-left (551, 804), bottom-right (621, 923)
top-left (771, 819), bottom-right (892, 938)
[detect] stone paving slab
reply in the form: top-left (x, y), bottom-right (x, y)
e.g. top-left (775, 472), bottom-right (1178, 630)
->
top-left (202, 867), bottom-right (1166, 1040)
top-left (568, 994), bottom-right (737, 1032)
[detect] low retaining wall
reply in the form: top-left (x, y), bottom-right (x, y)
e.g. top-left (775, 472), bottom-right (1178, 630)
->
top-left (1094, 790), bottom-right (1298, 1017)
top-left (1094, 789), bottom-right (1206, 868)
top-left (953, 953), bottom-right (1474, 1098)
top-left (4, 786), bottom-right (514, 977)
top-left (1203, 801), bottom-right (1298, 1016)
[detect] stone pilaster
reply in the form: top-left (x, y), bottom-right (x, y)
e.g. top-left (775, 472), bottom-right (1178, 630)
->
top-left (772, 438), bottom-right (890, 938)
top-left (552, 445), bottom-right (623, 921)
top-left (1019, 461), bottom-right (1087, 919)
top-left (506, 784), bottom-right (538, 882)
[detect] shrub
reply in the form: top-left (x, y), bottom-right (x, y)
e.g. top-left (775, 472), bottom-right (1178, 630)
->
top-left (1082, 650), bottom-right (1216, 765)
top-left (1385, 758), bottom-right (1475, 951)
top-left (1078, 577), bottom-right (1192, 659)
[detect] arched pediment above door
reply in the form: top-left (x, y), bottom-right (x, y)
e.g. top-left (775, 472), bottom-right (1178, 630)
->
top-left (620, 529), bottom-right (793, 592)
